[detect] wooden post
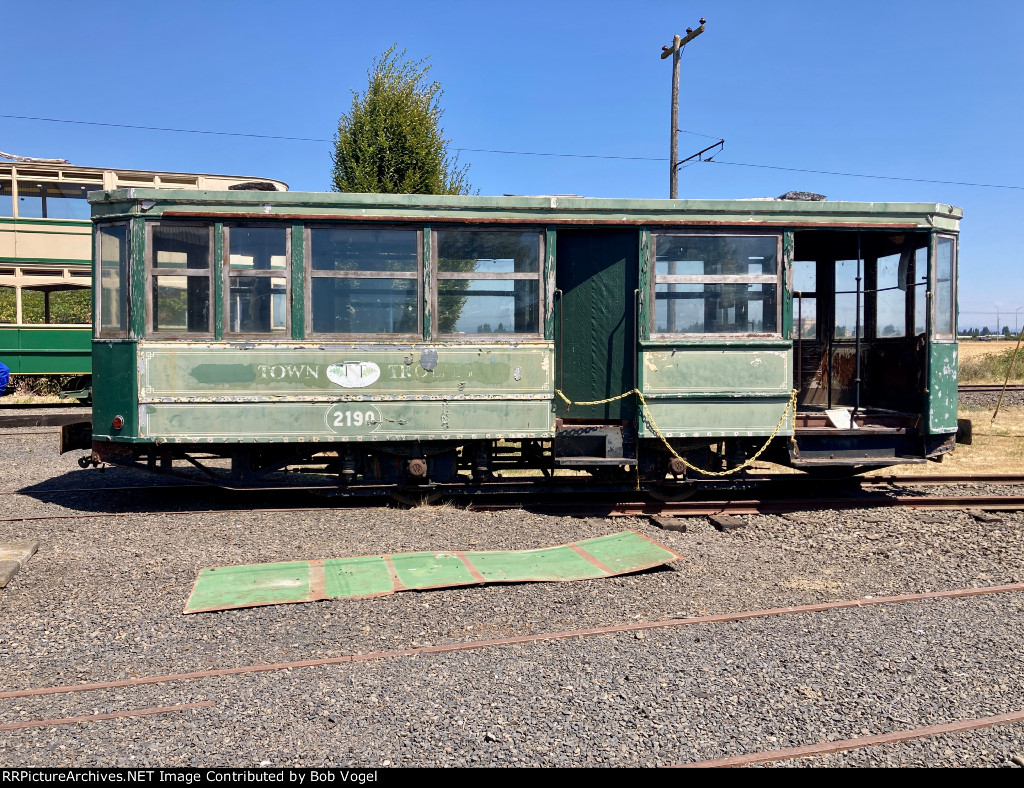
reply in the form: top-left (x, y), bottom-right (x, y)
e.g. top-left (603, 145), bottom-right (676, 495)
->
top-left (660, 20), bottom-right (706, 199)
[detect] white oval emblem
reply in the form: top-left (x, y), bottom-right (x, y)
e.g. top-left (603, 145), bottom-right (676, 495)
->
top-left (326, 361), bottom-right (380, 388)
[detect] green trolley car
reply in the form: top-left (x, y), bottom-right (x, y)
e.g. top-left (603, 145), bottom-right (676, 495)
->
top-left (76, 188), bottom-right (961, 489)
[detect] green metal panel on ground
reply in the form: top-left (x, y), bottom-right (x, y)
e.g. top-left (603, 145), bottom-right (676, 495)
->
top-left (928, 342), bottom-right (958, 433)
top-left (555, 230), bottom-right (639, 420)
top-left (0, 327), bottom-right (91, 374)
top-left (184, 530), bottom-right (682, 613)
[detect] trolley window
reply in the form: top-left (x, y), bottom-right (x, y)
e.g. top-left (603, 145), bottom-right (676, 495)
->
top-left (834, 259), bottom-right (864, 339)
top-left (308, 226), bottom-right (420, 336)
top-left (434, 229), bottom-right (542, 337)
top-left (15, 181), bottom-right (94, 220)
top-left (875, 253), bottom-right (906, 338)
top-left (0, 179), bottom-right (12, 217)
top-left (147, 223), bottom-right (213, 336)
top-left (20, 287), bottom-right (90, 325)
top-left (651, 234), bottom-right (780, 336)
top-left (224, 225), bottom-right (289, 336)
top-left (0, 286), bottom-right (13, 322)
top-left (913, 246), bottom-right (928, 335)
top-left (98, 224), bottom-right (130, 337)
top-left (793, 259), bottom-right (816, 339)
top-left (934, 235), bottom-right (956, 339)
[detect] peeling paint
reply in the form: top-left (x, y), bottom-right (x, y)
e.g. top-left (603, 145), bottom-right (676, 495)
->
top-left (513, 366), bottom-right (522, 381)
top-left (420, 349), bottom-right (438, 371)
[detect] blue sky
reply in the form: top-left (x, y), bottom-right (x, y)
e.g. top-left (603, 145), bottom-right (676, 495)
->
top-left (4, 1), bottom-right (1023, 331)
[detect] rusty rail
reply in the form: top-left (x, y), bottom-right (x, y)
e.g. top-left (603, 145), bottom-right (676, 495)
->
top-left (3, 582), bottom-right (1022, 701)
top-left (677, 709), bottom-right (1024, 768)
top-left (0, 702), bottom-right (214, 731)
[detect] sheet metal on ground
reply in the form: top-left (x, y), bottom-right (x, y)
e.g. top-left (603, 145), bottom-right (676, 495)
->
top-left (184, 531), bottom-right (682, 614)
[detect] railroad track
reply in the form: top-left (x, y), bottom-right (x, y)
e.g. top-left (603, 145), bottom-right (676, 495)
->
top-left (2, 487), bottom-right (1023, 523)
top-left (958, 383), bottom-right (1024, 393)
top-left (3, 581), bottom-right (1023, 767)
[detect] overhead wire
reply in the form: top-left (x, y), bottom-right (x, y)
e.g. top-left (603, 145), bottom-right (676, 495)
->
top-left (3, 112), bottom-right (1024, 191)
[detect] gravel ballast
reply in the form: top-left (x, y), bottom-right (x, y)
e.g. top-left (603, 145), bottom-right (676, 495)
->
top-left (1, 429), bottom-right (1022, 767)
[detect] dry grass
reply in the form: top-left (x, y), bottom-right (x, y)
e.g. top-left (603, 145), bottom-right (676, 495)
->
top-left (958, 340), bottom-right (1024, 384)
top-left (957, 340), bottom-right (1015, 361)
top-left (1, 394), bottom-right (64, 406)
top-left (859, 405), bottom-right (1024, 477)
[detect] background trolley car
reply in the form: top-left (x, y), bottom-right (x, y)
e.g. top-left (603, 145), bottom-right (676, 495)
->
top-left (72, 189), bottom-right (961, 490)
top-left (0, 155), bottom-right (286, 397)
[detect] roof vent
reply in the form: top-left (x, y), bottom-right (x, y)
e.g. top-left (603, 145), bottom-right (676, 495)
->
top-left (778, 191), bottom-right (827, 201)
top-left (227, 181), bottom-right (280, 191)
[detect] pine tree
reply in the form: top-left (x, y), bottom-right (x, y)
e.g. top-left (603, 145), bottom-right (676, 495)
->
top-left (331, 45), bottom-right (471, 195)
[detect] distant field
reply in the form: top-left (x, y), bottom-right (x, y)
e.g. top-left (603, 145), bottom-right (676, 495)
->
top-left (957, 340), bottom-right (1024, 383)
top-left (958, 340), bottom-right (1019, 361)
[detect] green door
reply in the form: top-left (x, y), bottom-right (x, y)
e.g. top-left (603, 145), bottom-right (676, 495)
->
top-left (555, 230), bottom-right (638, 420)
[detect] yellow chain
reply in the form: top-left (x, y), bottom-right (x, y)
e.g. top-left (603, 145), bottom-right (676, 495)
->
top-left (555, 388), bottom-right (798, 477)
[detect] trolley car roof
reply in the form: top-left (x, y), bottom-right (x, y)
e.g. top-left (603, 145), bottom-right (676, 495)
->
top-left (89, 190), bottom-right (962, 232)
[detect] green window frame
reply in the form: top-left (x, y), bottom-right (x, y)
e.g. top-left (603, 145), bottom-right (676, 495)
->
top-left (432, 228), bottom-right (544, 339)
top-left (223, 223), bottom-right (291, 338)
top-left (650, 232), bottom-right (782, 338)
top-left (146, 222), bottom-right (214, 337)
top-left (97, 223), bottom-right (131, 338)
top-left (933, 234), bottom-right (957, 340)
top-left (306, 224), bottom-right (422, 338)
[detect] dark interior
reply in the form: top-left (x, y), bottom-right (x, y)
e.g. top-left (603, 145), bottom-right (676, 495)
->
top-left (793, 230), bottom-right (929, 417)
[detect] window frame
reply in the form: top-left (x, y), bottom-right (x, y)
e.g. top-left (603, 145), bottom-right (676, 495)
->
top-left (305, 223), bottom-right (423, 340)
top-left (649, 231), bottom-right (783, 339)
top-left (0, 265), bottom-right (91, 327)
top-left (96, 222), bottom-right (131, 339)
top-left (791, 258), bottom-right (818, 341)
top-left (431, 226), bottom-right (545, 341)
top-left (932, 233), bottom-right (957, 341)
top-left (222, 223), bottom-right (292, 339)
top-left (145, 221), bottom-right (215, 339)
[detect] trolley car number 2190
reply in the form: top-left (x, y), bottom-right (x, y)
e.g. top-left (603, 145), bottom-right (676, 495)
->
top-left (325, 404), bottom-right (383, 434)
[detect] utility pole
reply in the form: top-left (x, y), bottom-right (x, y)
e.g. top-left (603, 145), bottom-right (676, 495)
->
top-left (661, 18), bottom-right (706, 199)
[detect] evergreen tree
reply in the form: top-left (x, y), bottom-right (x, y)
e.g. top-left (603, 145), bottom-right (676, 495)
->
top-left (332, 45), bottom-right (471, 195)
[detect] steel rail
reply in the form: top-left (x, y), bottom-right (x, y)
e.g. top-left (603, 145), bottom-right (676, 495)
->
top-left (2, 493), bottom-right (1023, 524)
top-left (0, 413), bottom-right (90, 428)
top-left (676, 709), bottom-right (1024, 768)
top-left (4, 473), bottom-right (1024, 500)
top-left (0, 702), bottom-right (215, 732)
top-left (0, 403), bottom-right (89, 411)
top-left (2, 582), bottom-right (1022, 701)
top-left (485, 494), bottom-right (1024, 518)
top-left (959, 383), bottom-right (1024, 393)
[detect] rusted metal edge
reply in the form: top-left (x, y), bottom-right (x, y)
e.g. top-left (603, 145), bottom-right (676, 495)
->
top-left (567, 543), bottom-right (615, 575)
top-left (307, 559), bottom-right (328, 602)
top-left (675, 708), bottom-right (1024, 768)
top-left (454, 552), bottom-right (487, 584)
top-left (605, 495), bottom-right (1024, 518)
top-left (0, 702), bottom-right (215, 732)
top-left (4, 582), bottom-right (1022, 701)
